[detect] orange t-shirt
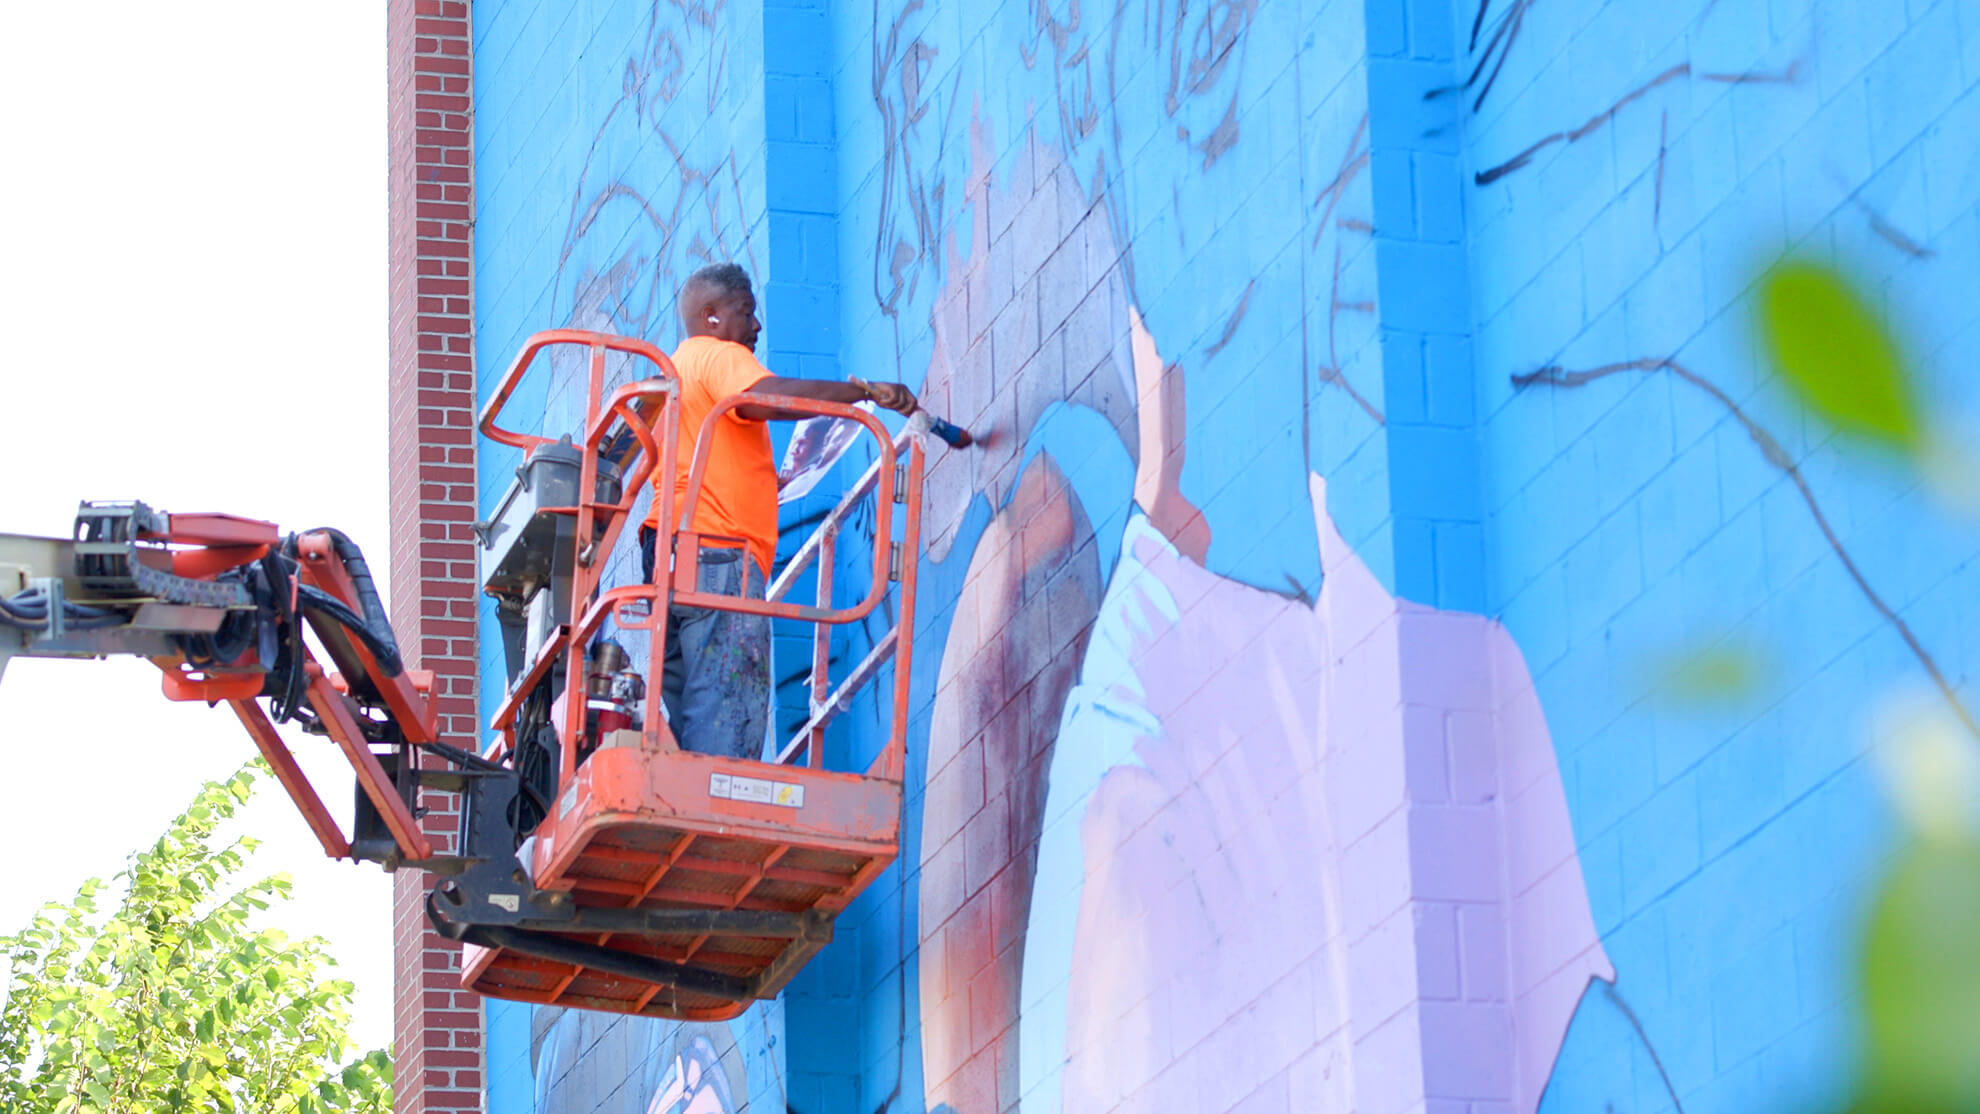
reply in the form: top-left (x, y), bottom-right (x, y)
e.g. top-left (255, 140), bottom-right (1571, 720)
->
top-left (646, 335), bottom-right (776, 574)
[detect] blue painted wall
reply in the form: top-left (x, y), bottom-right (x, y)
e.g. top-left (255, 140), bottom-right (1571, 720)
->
top-left (1462, 1), bottom-right (1980, 1111)
top-left (469, 2), bottom-right (787, 1111)
top-left (462, 0), bottom-right (1980, 1112)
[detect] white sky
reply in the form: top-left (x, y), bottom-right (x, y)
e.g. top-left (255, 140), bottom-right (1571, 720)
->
top-left (0, 4), bottom-right (392, 1054)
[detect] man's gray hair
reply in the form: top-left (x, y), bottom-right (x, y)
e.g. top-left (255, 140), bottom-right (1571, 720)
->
top-left (686, 262), bottom-right (752, 297)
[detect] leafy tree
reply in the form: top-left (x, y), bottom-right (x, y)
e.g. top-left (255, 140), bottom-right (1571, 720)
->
top-left (0, 763), bottom-right (391, 1113)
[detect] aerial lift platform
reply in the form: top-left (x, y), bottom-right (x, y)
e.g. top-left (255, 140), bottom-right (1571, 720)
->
top-left (0, 330), bottom-right (934, 1021)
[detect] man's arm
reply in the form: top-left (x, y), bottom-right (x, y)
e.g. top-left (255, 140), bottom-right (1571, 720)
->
top-left (734, 375), bottom-right (917, 421)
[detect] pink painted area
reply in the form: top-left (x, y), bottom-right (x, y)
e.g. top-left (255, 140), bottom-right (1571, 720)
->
top-left (1032, 475), bottom-right (1611, 1114)
top-left (919, 455), bottom-right (1103, 1114)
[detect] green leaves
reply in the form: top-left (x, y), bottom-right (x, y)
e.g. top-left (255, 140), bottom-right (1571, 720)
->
top-left (1758, 260), bottom-right (1921, 453)
top-left (1747, 261), bottom-right (1980, 1112)
top-left (1859, 840), bottom-right (1980, 1112)
top-left (0, 762), bottom-right (391, 1113)
top-left (1845, 699), bottom-right (1980, 1113)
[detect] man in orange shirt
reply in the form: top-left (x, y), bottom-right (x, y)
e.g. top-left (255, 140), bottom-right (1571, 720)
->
top-left (639, 263), bottom-right (917, 758)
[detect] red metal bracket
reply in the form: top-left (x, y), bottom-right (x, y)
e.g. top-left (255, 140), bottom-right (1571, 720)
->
top-left (303, 664), bottom-right (432, 862)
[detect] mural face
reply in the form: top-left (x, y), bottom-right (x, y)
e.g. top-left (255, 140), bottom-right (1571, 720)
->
top-left (903, 123), bottom-right (1209, 1114)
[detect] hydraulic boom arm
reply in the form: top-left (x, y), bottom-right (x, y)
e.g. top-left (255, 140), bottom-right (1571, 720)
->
top-left (0, 501), bottom-right (439, 866)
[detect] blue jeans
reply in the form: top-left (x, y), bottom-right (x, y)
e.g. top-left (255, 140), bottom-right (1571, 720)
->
top-left (641, 528), bottom-right (769, 760)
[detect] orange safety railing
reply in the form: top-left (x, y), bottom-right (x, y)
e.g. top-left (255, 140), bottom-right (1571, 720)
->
top-left (475, 329), bottom-right (922, 788)
top-left (673, 392), bottom-right (922, 782)
top-left (760, 423), bottom-right (922, 780)
top-left (478, 330), bottom-right (680, 783)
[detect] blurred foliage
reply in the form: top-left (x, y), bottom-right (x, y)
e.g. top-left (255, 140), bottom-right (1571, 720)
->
top-left (1759, 261), bottom-right (1921, 454)
top-left (0, 763), bottom-right (391, 1113)
top-left (1853, 699), bottom-right (1980, 1114)
top-left (1651, 641), bottom-right (1771, 707)
top-left (1760, 259), bottom-right (1980, 1114)
top-left (1858, 838), bottom-right (1980, 1112)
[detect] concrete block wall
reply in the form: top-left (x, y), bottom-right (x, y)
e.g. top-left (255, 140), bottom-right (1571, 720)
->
top-left (758, 1), bottom-right (880, 1108)
top-left (422, 0), bottom-right (1980, 1112)
top-left (465, 1), bottom-right (787, 1112)
top-left (1369, 0), bottom-right (1488, 616)
top-left (1458, 1), bottom-right (1980, 1112)
top-left (760, 0), bottom-right (852, 821)
top-left (467, 0), bottom-right (770, 714)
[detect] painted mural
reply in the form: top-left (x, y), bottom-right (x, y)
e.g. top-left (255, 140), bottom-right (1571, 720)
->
top-left (1029, 474), bottom-right (1624, 1113)
top-left (837, 0), bottom-right (1590, 1110)
top-left (468, 0), bottom-right (1980, 1112)
top-left (875, 99), bottom-right (1607, 1109)
top-left (524, 1003), bottom-right (786, 1113)
top-left (474, 0), bottom-right (772, 716)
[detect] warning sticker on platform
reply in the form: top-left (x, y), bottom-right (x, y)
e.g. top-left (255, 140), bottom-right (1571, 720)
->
top-left (710, 772), bottom-right (805, 809)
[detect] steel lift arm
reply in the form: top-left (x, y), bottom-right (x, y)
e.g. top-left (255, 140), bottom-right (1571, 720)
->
top-left (0, 501), bottom-right (438, 865)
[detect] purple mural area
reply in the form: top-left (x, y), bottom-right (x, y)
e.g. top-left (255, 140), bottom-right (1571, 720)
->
top-left (1027, 477), bottom-right (1608, 1113)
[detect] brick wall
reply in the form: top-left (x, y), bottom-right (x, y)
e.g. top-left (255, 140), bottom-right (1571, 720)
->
top-left (386, 1), bottom-right (482, 1111)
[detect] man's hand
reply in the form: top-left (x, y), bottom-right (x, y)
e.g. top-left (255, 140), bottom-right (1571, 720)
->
top-left (742, 375), bottom-right (913, 421)
top-left (851, 376), bottom-right (919, 416)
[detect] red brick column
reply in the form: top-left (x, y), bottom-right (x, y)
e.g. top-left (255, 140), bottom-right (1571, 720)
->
top-left (387, 1), bottom-right (481, 1111)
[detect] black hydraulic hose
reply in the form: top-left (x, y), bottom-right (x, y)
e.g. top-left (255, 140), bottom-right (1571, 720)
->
top-left (0, 590), bottom-right (119, 620)
top-left (0, 606), bottom-right (47, 630)
top-left (207, 598), bottom-right (259, 664)
top-left (296, 583), bottom-right (404, 676)
top-left (284, 529), bottom-right (405, 677)
top-left (0, 590), bottom-right (129, 630)
top-left (258, 553), bottom-right (308, 723)
top-left (0, 594), bottom-right (45, 621)
top-left (318, 529), bottom-right (400, 660)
